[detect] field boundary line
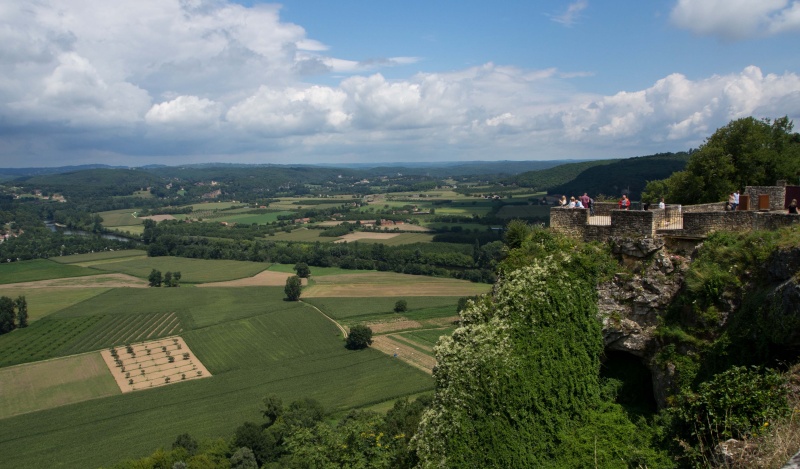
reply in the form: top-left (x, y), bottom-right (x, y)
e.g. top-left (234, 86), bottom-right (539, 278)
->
top-left (300, 301), bottom-right (347, 339)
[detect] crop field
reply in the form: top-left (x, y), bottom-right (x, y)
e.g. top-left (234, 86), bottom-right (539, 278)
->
top-left (0, 316), bottom-right (104, 367)
top-left (87, 256), bottom-right (268, 283)
top-left (348, 232), bottom-right (435, 245)
top-left (0, 259), bottom-right (98, 285)
top-left (303, 296), bottom-right (459, 320)
top-left (50, 249), bottom-right (147, 265)
top-left (0, 287), bottom-right (110, 321)
top-left (109, 224), bottom-right (145, 236)
top-left (0, 353), bottom-right (119, 419)
top-left (398, 326), bottom-right (458, 349)
top-left (267, 264), bottom-right (366, 277)
top-left (302, 272), bottom-right (490, 297)
top-left (208, 210), bottom-right (295, 224)
top-left (494, 204), bottom-right (551, 219)
top-left (267, 227), bottom-right (330, 242)
top-left (0, 289), bottom-right (432, 469)
top-left (96, 209), bottom-right (141, 227)
top-left (0, 260), bottom-right (476, 468)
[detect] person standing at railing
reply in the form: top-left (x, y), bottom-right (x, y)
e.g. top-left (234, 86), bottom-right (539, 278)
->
top-left (659, 197), bottom-right (665, 209)
top-left (789, 199), bottom-right (798, 214)
top-left (732, 190), bottom-right (740, 211)
top-left (618, 194), bottom-right (630, 210)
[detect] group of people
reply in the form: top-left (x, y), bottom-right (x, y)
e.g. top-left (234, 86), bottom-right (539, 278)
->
top-left (559, 193), bottom-right (595, 214)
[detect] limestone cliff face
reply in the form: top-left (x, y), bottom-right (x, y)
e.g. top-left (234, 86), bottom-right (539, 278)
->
top-left (597, 237), bottom-right (800, 408)
top-left (596, 238), bottom-right (689, 408)
top-left (598, 238), bottom-right (687, 357)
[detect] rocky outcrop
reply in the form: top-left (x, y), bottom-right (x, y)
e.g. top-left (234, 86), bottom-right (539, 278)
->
top-left (599, 237), bottom-right (800, 409)
top-left (599, 238), bottom-right (687, 357)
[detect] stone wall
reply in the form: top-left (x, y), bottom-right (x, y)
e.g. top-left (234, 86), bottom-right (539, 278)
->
top-left (593, 202), bottom-right (617, 215)
top-left (682, 211), bottom-right (756, 236)
top-left (549, 207), bottom-right (589, 239)
top-left (682, 202), bottom-right (727, 213)
top-left (745, 186), bottom-right (786, 211)
top-left (682, 211), bottom-right (799, 236)
top-left (610, 210), bottom-right (656, 238)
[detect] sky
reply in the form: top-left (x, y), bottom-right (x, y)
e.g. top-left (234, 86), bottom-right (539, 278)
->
top-left (1, 0), bottom-right (799, 168)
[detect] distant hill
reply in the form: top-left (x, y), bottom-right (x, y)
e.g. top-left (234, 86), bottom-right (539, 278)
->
top-left (509, 152), bottom-right (689, 200)
top-left (0, 164), bottom-right (126, 182)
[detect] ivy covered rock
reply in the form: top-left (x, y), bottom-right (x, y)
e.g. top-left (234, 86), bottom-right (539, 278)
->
top-left (414, 258), bottom-right (604, 467)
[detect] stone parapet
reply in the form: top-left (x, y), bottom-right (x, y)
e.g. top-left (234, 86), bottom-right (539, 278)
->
top-left (611, 210), bottom-right (656, 238)
top-left (549, 207), bottom-right (589, 239)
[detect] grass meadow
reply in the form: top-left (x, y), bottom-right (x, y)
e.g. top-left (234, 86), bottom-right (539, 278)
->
top-left (302, 272), bottom-right (490, 298)
top-left (267, 227), bottom-right (330, 243)
top-left (268, 264), bottom-right (366, 277)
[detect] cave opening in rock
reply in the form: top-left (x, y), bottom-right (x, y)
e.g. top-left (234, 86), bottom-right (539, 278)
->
top-left (600, 350), bottom-right (657, 417)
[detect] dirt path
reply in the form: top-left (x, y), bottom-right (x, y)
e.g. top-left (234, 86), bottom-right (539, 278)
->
top-left (372, 335), bottom-right (436, 374)
top-left (4, 273), bottom-right (148, 289)
top-left (300, 300), bottom-right (348, 338)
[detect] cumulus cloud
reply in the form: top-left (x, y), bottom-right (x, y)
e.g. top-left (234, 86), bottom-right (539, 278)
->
top-left (145, 96), bottom-right (222, 127)
top-left (559, 66), bottom-right (800, 146)
top-left (0, 0), bottom-right (798, 165)
top-left (670, 0), bottom-right (800, 39)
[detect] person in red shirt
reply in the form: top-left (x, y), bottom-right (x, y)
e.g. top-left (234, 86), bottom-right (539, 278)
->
top-left (618, 194), bottom-right (630, 210)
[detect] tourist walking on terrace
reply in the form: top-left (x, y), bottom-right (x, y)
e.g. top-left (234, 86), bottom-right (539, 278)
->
top-left (659, 197), bottom-right (665, 209)
top-left (580, 193), bottom-right (590, 208)
top-left (618, 194), bottom-right (630, 210)
top-left (732, 190), bottom-right (740, 211)
top-left (727, 193), bottom-right (735, 211)
top-left (790, 199), bottom-right (798, 214)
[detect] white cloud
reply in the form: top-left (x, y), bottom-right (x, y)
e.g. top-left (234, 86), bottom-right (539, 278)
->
top-left (550, 1), bottom-right (589, 26)
top-left (0, 0), bottom-right (798, 165)
top-left (559, 66), bottom-right (800, 146)
top-left (670, 0), bottom-right (800, 39)
top-left (145, 96), bottom-right (221, 127)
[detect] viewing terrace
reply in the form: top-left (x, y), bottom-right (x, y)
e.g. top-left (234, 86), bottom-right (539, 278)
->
top-left (551, 183), bottom-right (800, 242)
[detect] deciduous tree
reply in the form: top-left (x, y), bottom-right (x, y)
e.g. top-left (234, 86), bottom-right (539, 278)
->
top-left (345, 325), bottom-right (373, 350)
top-left (284, 275), bottom-right (302, 301)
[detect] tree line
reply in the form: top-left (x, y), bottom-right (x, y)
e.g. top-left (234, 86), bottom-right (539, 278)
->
top-left (0, 296), bottom-right (28, 335)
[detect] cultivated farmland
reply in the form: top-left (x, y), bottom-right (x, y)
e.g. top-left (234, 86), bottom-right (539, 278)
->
top-left (0, 255), bottom-right (452, 468)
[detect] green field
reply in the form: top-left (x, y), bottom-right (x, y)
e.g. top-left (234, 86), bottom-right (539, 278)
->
top-left (0, 287), bottom-right (111, 321)
top-left (96, 209), bottom-right (141, 227)
top-left (0, 259), bottom-right (99, 285)
top-left (0, 285), bottom-right (433, 468)
top-left (398, 326), bottom-right (457, 348)
top-left (268, 264), bottom-right (369, 277)
top-left (353, 232), bottom-right (435, 245)
top-left (50, 249), bottom-right (147, 265)
top-left (87, 256), bottom-right (268, 283)
top-left (0, 353), bottom-right (120, 419)
top-left (303, 296), bottom-right (459, 320)
top-left (207, 211), bottom-right (295, 224)
top-left (267, 227), bottom-right (330, 242)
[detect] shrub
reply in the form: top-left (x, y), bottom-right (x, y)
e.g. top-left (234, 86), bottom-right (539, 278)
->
top-left (670, 366), bottom-right (788, 464)
top-left (393, 299), bottom-right (408, 313)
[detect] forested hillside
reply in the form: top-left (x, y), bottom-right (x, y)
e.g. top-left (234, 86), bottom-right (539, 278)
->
top-left (510, 152), bottom-right (689, 199)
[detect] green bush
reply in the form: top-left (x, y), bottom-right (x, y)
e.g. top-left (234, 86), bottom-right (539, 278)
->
top-left (670, 366), bottom-right (788, 464)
